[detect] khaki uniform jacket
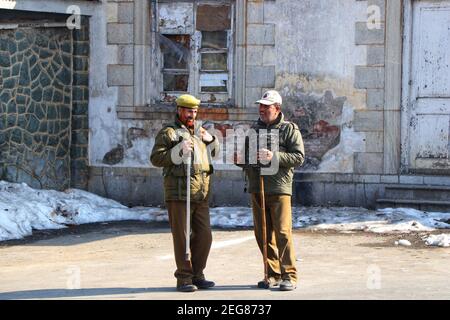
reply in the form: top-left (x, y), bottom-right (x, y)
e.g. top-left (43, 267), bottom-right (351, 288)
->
top-left (150, 116), bottom-right (220, 202)
top-left (243, 113), bottom-right (305, 196)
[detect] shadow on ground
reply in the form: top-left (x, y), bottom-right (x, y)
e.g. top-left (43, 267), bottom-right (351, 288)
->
top-left (0, 285), bottom-right (257, 299)
top-left (0, 221), bottom-right (171, 247)
top-left (0, 287), bottom-right (169, 299)
top-left (0, 220), bottom-right (253, 248)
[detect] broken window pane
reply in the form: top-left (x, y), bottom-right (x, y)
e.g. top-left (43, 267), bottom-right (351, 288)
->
top-left (196, 5), bottom-right (231, 31)
top-left (159, 34), bottom-right (190, 70)
top-left (200, 73), bottom-right (228, 93)
top-left (164, 52), bottom-right (187, 69)
top-left (156, 2), bottom-right (233, 100)
top-left (163, 73), bottom-right (189, 92)
top-left (201, 31), bottom-right (227, 49)
top-left (201, 53), bottom-right (227, 71)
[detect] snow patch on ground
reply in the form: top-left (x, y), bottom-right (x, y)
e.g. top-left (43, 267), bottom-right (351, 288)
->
top-left (423, 234), bottom-right (450, 247)
top-left (395, 239), bottom-right (412, 247)
top-left (0, 181), bottom-right (165, 241)
top-left (1, 181), bottom-right (450, 242)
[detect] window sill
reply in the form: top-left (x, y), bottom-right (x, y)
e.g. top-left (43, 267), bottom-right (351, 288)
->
top-left (116, 105), bottom-right (258, 121)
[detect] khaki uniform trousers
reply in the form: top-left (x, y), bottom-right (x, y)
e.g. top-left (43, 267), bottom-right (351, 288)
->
top-left (166, 200), bottom-right (212, 286)
top-left (251, 194), bottom-right (297, 284)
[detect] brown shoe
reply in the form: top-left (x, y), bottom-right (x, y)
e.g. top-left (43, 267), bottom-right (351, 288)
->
top-left (193, 279), bottom-right (215, 289)
top-left (177, 284), bottom-right (198, 292)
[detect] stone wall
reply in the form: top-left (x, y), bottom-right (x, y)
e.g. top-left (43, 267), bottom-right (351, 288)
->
top-left (0, 16), bottom-right (90, 191)
top-left (0, 27), bottom-right (73, 190)
top-left (71, 17), bottom-right (90, 189)
top-left (353, 0), bottom-right (386, 175)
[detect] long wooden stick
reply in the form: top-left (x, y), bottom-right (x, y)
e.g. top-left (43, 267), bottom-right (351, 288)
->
top-left (185, 155), bottom-right (191, 261)
top-left (260, 175), bottom-right (268, 284)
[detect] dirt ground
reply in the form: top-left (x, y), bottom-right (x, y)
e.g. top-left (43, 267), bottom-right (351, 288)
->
top-left (0, 221), bottom-right (449, 300)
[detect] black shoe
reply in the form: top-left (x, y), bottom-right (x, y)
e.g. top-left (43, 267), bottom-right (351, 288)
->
top-left (177, 284), bottom-right (198, 292)
top-left (193, 279), bottom-right (215, 289)
top-left (257, 278), bottom-right (281, 289)
top-left (279, 279), bottom-right (296, 291)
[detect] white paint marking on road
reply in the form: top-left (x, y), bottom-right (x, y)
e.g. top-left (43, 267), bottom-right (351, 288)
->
top-left (211, 236), bottom-right (254, 249)
top-left (158, 254), bottom-right (175, 260)
top-left (157, 236), bottom-right (254, 260)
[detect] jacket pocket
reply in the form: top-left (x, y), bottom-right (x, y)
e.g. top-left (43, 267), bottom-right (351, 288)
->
top-left (169, 164), bottom-right (186, 177)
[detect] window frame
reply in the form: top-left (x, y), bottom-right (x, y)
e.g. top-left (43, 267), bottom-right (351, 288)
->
top-left (197, 29), bottom-right (234, 97)
top-left (155, 0), bottom-right (235, 105)
top-left (160, 34), bottom-right (191, 93)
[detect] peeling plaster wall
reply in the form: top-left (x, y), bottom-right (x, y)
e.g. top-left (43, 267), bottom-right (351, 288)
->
top-left (277, 75), bottom-right (366, 172)
top-left (91, 0), bottom-right (370, 174)
top-left (89, 2), bottom-right (175, 168)
top-left (271, 0), bottom-right (368, 172)
top-left (272, 0), bottom-right (367, 79)
top-left (89, 2), bottom-right (161, 168)
top-left (88, 2), bottom-right (120, 167)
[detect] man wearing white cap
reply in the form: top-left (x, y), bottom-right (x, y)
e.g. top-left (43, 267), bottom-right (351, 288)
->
top-left (238, 90), bottom-right (305, 291)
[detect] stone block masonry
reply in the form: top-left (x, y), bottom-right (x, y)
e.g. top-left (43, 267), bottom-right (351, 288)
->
top-left (0, 16), bottom-right (90, 191)
top-left (71, 17), bottom-right (90, 190)
top-left (0, 27), bottom-right (73, 190)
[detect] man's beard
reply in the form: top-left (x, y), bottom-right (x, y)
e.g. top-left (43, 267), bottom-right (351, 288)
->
top-left (184, 118), bottom-right (194, 128)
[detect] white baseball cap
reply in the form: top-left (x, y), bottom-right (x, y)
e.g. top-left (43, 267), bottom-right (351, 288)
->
top-left (256, 90), bottom-right (282, 106)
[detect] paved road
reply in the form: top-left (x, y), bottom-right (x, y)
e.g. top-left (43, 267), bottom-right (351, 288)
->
top-left (0, 221), bottom-right (449, 300)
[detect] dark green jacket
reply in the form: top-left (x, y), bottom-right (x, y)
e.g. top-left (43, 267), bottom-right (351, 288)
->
top-left (241, 113), bottom-right (305, 196)
top-left (150, 116), bottom-right (220, 202)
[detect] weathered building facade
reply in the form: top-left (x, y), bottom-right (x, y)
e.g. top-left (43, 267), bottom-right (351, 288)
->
top-left (1, 0), bottom-right (450, 209)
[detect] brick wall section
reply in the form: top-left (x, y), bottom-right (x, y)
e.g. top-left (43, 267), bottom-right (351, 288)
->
top-left (71, 16), bottom-right (90, 189)
top-left (353, 0), bottom-right (386, 174)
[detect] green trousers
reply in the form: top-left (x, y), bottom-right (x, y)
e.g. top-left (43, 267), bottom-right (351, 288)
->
top-left (251, 193), bottom-right (297, 284)
top-left (166, 200), bottom-right (212, 286)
